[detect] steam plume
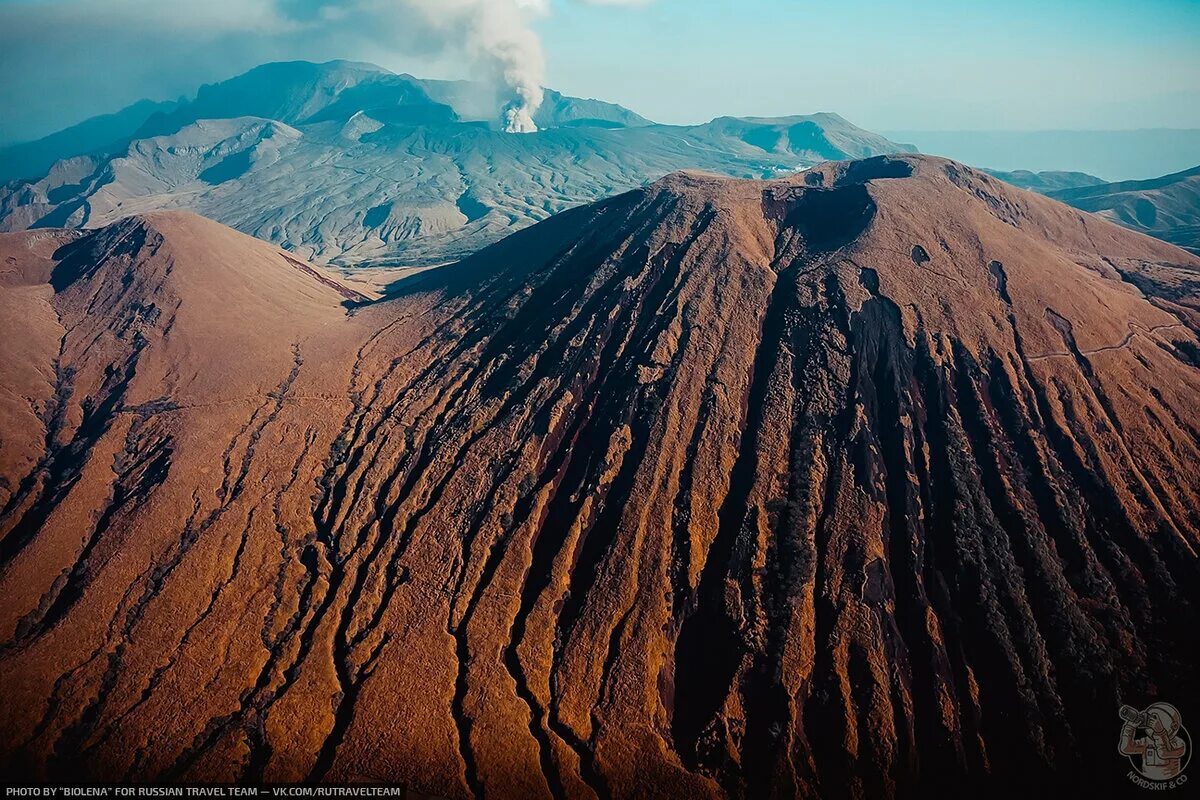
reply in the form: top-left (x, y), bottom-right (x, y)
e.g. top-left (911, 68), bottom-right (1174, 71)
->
top-left (400, 0), bottom-right (547, 133)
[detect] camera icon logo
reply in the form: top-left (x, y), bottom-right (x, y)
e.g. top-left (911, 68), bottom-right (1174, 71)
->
top-left (1119, 702), bottom-right (1191, 789)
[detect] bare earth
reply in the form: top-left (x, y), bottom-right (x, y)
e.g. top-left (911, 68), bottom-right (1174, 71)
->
top-left (0, 155), bottom-right (1198, 797)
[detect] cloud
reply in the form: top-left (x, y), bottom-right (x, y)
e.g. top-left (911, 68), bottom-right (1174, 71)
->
top-left (319, 0), bottom-right (655, 131)
top-left (385, 0), bottom-right (548, 132)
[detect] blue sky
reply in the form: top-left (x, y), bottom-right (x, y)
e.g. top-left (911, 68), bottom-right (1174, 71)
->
top-left (1, 0), bottom-right (1198, 142)
top-left (535, 0), bottom-right (1200, 129)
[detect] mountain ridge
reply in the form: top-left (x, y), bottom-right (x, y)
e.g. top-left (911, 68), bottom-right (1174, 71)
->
top-left (1049, 164), bottom-right (1200, 254)
top-left (1, 154), bottom-right (1197, 796)
top-left (0, 61), bottom-right (914, 268)
top-left (0, 60), bottom-right (654, 183)
top-left (982, 168), bottom-right (1106, 193)
top-left (885, 128), bottom-right (1200, 181)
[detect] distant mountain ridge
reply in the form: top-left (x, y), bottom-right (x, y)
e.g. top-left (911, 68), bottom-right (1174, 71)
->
top-left (1049, 165), bottom-right (1200, 254)
top-left (0, 60), bottom-right (657, 183)
top-left (887, 129), bottom-right (1200, 182)
top-left (983, 169), bottom-right (1106, 193)
top-left (0, 98), bottom-right (181, 183)
top-left (133, 61), bottom-right (456, 139)
top-left (0, 60), bottom-right (914, 267)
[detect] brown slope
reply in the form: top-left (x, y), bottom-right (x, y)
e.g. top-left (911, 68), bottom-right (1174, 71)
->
top-left (0, 156), bottom-right (1198, 798)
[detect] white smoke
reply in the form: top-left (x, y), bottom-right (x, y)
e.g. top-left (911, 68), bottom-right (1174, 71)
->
top-left (398, 0), bottom-right (548, 133)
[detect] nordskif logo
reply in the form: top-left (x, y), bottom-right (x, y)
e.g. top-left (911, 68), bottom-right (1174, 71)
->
top-left (1119, 702), bottom-right (1191, 789)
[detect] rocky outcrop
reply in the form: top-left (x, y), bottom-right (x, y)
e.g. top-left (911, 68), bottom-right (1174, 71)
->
top-left (1, 156), bottom-right (1198, 797)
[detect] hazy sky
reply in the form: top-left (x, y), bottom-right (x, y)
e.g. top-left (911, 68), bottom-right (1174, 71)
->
top-left (1, 0), bottom-right (1198, 143)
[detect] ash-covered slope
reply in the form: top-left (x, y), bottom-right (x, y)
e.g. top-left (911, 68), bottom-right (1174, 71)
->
top-left (0, 62), bottom-right (912, 268)
top-left (1, 156), bottom-right (1198, 798)
top-left (0, 99), bottom-right (182, 187)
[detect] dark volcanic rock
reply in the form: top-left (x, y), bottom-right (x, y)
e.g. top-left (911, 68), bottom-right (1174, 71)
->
top-left (0, 156), bottom-right (1198, 798)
